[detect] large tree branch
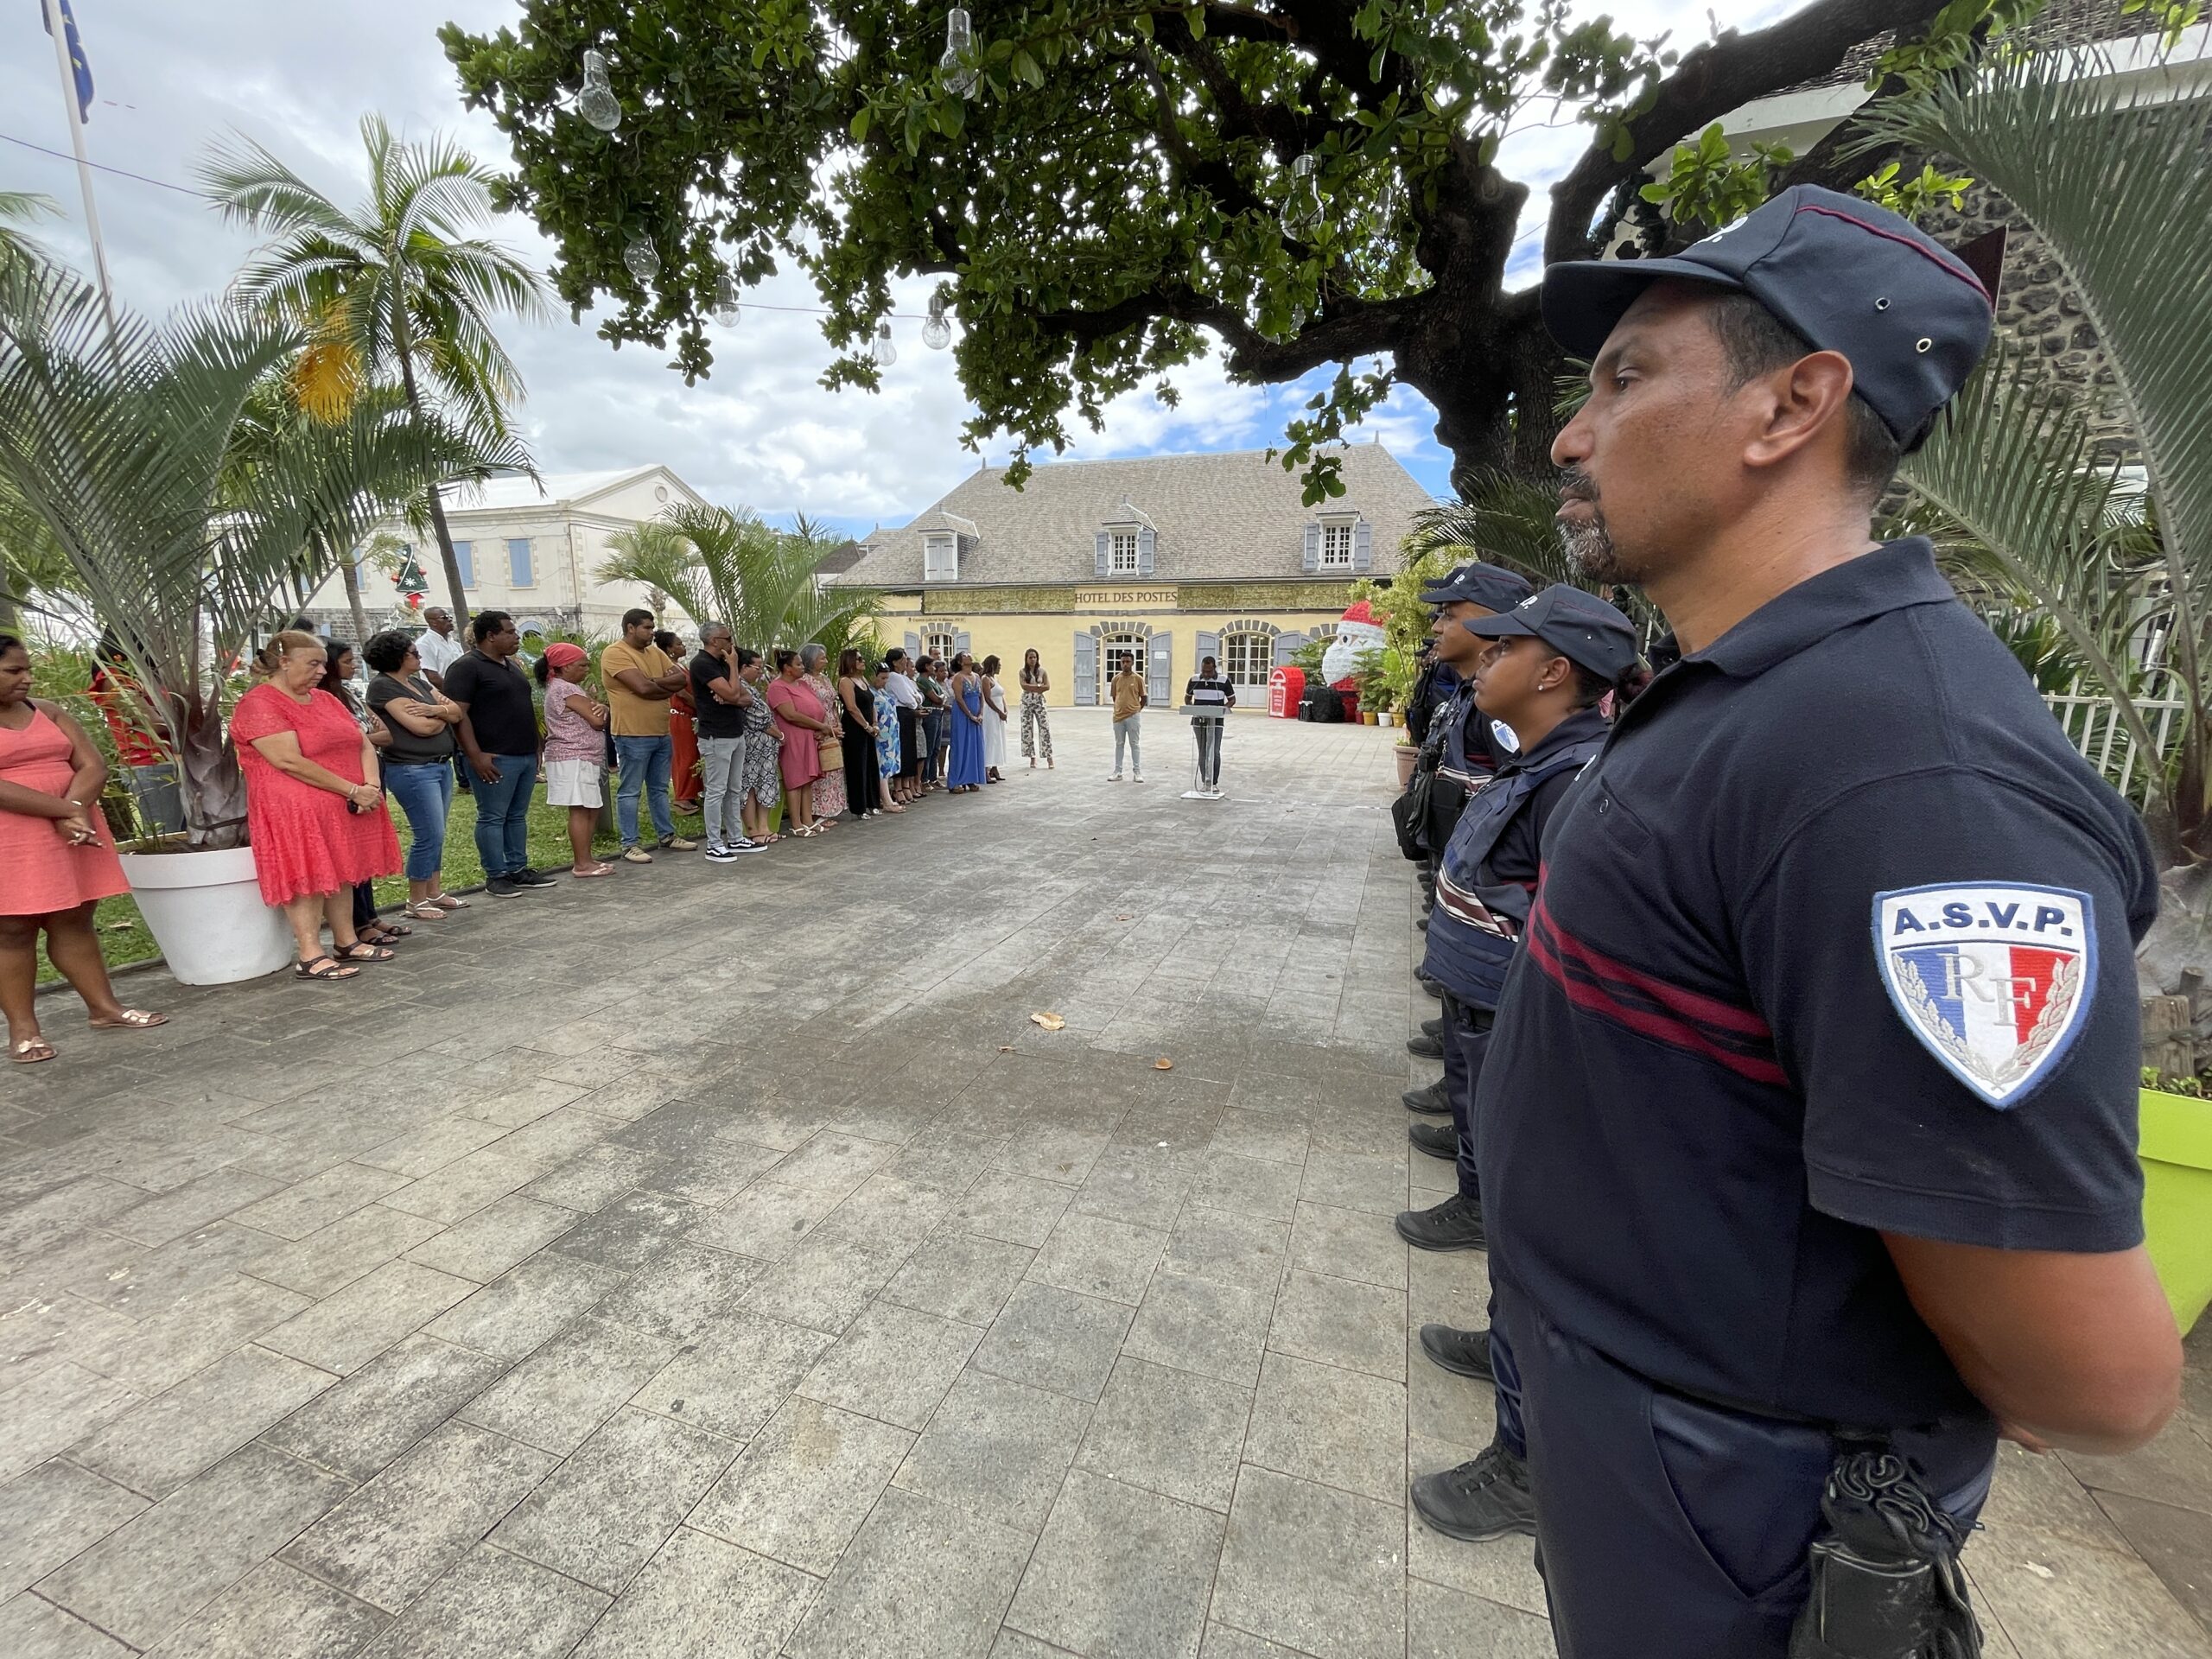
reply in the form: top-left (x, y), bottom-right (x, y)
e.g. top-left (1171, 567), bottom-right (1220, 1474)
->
top-left (1543, 0), bottom-right (1951, 264)
top-left (1033, 282), bottom-right (1422, 379)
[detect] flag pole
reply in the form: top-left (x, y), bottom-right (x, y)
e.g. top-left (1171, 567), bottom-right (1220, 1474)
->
top-left (43, 0), bottom-right (123, 359)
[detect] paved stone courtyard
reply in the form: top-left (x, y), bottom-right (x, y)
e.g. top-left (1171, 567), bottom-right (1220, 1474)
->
top-left (2, 710), bottom-right (2208, 1659)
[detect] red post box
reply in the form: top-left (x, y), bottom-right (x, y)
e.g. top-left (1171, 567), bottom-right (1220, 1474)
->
top-left (1268, 665), bottom-right (1305, 717)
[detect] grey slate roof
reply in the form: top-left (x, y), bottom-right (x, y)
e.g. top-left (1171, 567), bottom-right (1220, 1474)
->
top-left (831, 443), bottom-right (1437, 588)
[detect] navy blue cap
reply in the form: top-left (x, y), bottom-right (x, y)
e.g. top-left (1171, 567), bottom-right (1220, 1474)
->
top-left (1541, 185), bottom-right (1993, 450)
top-left (1466, 585), bottom-right (1640, 681)
top-left (1419, 561), bottom-right (1535, 612)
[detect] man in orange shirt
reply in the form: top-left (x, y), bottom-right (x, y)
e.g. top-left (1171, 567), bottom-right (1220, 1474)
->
top-left (598, 608), bottom-right (695, 864)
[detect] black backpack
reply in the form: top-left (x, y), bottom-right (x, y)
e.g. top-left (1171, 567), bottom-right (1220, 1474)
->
top-left (1310, 687), bottom-right (1345, 724)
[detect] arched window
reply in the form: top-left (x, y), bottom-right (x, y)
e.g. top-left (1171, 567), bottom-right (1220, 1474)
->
top-left (924, 628), bottom-right (957, 664)
top-left (1100, 632), bottom-right (1145, 687)
top-left (1222, 631), bottom-right (1275, 694)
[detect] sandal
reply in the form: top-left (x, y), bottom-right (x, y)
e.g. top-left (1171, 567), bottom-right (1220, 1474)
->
top-left (571, 862), bottom-right (615, 878)
top-left (87, 1009), bottom-right (168, 1031)
top-left (432, 893), bottom-right (469, 910)
top-left (404, 900), bottom-right (448, 921)
top-left (361, 921), bottom-right (411, 942)
top-left (10, 1036), bottom-right (57, 1065)
top-left (294, 956), bottom-right (360, 982)
top-left (334, 942), bottom-right (396, 963)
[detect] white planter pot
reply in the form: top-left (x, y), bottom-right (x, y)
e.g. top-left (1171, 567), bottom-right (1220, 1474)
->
top-left (118, 843), bottom-right (294, 986)
top-left (1378, 711), bottom-right (1395, 728)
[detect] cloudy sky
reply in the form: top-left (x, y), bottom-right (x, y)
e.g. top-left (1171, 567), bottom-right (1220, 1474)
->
top-left (4, 0), bottom-right (1787, 538)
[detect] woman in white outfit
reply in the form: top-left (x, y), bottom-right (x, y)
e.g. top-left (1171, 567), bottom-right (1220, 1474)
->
top-left (981, 655), bottom-right (1010, 783)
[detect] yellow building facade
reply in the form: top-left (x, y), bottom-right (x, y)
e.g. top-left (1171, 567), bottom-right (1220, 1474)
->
top-left (830, 444), bottom-right (1435, 709)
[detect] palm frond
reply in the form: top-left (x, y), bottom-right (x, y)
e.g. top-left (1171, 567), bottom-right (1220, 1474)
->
top-left (598, 521), bottom-right (712, 628)
top-left (1406, 471), bottom-right (1587, 591)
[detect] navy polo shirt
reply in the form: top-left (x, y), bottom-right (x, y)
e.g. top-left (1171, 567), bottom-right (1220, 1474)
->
top-left (1479, 538), bottom-right (2157, 1429)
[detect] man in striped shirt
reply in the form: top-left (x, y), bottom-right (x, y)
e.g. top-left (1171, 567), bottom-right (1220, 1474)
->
top-left (1183, 657), bottom-right (1234, 790)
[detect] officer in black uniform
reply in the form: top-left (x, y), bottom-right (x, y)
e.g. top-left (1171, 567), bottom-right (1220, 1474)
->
top-left (1398, 563), bottom-right (1532, 1098)
top-left (1483, 185), bottom-right (2183, 1656)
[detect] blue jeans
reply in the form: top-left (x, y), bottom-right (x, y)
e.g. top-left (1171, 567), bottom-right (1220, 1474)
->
top-left (613, 734), bottom-right (674, 848)
top-left (385, 761), bottom-right (454, 881)
top-left (472, 753), bottom-right (537, 879)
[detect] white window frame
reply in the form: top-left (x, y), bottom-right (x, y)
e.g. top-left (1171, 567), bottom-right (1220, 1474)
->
top-left (924, 629), bottom-right (957, 663)
top-left (1109, 530), bottom-right (1141, 575)
top-left (924, 534), bottom-right (957, 582)
top-left (1319, 519), bottom-right (1356, 569)
top-left (1223, 632), bottom-right (1274, 689)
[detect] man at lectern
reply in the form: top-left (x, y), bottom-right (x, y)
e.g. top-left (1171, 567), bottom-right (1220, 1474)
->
top-left (1185, 656), bottom-right (1235, 790)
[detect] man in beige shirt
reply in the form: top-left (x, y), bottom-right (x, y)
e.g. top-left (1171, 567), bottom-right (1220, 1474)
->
top-left (599, 607), bottom-right (695, 861)
top-left (1109, 661), bottom-right (1147, 783)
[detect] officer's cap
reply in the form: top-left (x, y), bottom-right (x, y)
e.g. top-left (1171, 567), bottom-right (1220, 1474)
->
top-left (1419, 562), bottom-right (1534, 612)
top-left (1466, 585), bottom-right (1640, 682)
top-left (1541, 185), bottom-right (1993, 451)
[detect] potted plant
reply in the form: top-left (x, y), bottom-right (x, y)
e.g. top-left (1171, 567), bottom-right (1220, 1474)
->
top-left (2139, 1069), bottom-right (2212, 1334)
top-left (0, 258), bottom-right (516, 982)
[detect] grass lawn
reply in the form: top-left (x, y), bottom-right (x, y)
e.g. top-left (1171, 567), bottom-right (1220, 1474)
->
top-left (36, 785), bottom-right (711, 985)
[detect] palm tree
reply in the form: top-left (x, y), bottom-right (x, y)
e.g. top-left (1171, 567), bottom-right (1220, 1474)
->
top-left (198, 115), bottom-right (549, 626)
top-left (1853, 41), bottom-right (2212, 864)
top-left (0, 256), bottom-right (526, 845)
top-left (597, 504), bottom-right (883, 656)
top-left (0, 191), bottom-right (59, 274)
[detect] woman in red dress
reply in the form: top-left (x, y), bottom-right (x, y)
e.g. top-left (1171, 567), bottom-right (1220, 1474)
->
top-left (230, 631), bottom-right (403, 982)
top-left (658, 630), bottom-right (703, 810)
top-left (0, 634), bottom-right (169, 1063)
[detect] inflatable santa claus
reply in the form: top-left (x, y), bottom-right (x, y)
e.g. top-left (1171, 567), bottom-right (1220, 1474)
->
top-left (1319, 599), bottom-right (1388, 687)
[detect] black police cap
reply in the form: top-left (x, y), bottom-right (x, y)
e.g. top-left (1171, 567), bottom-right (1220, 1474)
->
top-left (1419, 562), bottom-right (1535, 612)
top-left (1466, 585), bottom-right (1641, 682)
top-left (1541, 185), bottom-right (1993, 451)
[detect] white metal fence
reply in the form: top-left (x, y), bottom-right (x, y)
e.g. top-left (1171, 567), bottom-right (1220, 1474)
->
top-left (2043, 670), bottom-right (2189, 800)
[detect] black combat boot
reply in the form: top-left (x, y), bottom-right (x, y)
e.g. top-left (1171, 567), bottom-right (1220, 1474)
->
top-left (1411, 1440), bottom-right (1537, 1541)
top-left (1418, 1322), bottom-right (1496, 1381)
top-left (1393, 1192), bottom-right (1486, 1252)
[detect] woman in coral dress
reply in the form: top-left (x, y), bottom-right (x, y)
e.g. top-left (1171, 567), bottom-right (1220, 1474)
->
top-left (763, 649), bottom-right (831, 836)
top-left (0, 633), bottom-right (168, 1063)
top-left (230, 631), bottom-right (403, 982)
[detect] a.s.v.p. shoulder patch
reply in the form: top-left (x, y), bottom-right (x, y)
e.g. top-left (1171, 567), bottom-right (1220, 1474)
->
top-left (1872, 883), bottom-right (2095, 1109)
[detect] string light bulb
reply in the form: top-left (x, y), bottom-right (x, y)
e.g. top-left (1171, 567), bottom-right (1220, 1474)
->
top-left (577, 50), bottom-right (621, 132)
top-left (624, 235), bottom-right (660, 283)
top-left (1280, 153), bottom-right (1324, 240)
top-left (713, 271), bottom-right (741, 327)
top-left (922, 293), bottom-right (952, 351)
top-left (872, 322), bottom-right (898, 368)
top-left (940, 8), bottom-right (979, 99)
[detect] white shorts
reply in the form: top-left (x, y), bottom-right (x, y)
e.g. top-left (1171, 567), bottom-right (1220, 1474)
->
top-left (544, 758), bottom-right (604, 808)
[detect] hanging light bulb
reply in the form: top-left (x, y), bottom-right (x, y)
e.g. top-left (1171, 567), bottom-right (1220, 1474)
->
top-left (713, 271), bottom-right (741, 327)
top-left (577, 49), bottom-right (621, 132)
top-left (922, 293), bottom-right (952, 351)
top-left (1280, 153), bottom-right (1324, 241)
top-left (939, 7), bottom-right (978, 99)
top-left (872, 322), bottom-right (899, 368)
top-left (624, 235), bottom-right (660, 283)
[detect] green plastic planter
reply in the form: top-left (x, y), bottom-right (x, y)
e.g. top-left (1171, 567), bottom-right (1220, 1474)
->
top-left (2141, 1088), bottom-right (2212, 1335)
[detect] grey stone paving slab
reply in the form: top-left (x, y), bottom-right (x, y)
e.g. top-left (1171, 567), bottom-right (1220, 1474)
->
top-left (150, 1560), bottom-right (391, 1659)
top-left (457, 1314), bottom-right (677, 1455)
top-left (233, 1165), bottom-right (411, 1243)
top-left (515, 1145), bottom-right (652, 1214)
top-left (402, 1196), bottom-right (577, 1282)
top-left (1006, 1467), bottom-right (1224, 1659)
top-left (686, 1180), bottom-right (830, 1261)
top-left (423, 1253), bottom-right (630, 1360)
top-left (568, 1528), bottom-right (817, 1659)
top-left (1267, 1269), bottom-right (1406, 1381)
top-left (0, 1363), bottom-right (142, 1483)
top-left (354, 1116), bottom-right (511, 1181)
top-left (1288, 1200), bottom-right (1407, 1291)
top-left (785, 1485), bottom-right (1032, 1659)
top-left (0, 1592), bottom-right (134, 1658)
top-left (258, 1332), bottom-right (509, 1486)
top-left (1026, 1211), bottom-right (1168, 1306)
top-left (1198, 1624), bottom-right (1308, 1658)
top-left (278, 1421), bottom-right (553, 1614)
top-left (353, 1544), bottom-right (609, 1659)
top-left (109, 1169), bottom-right (285, 1248)
top-left (798, 1300), bottom-right (984, 1432)
top-left (1123, 1271), bottom-right (1274, 1389)
top-left (381, 1152), bottom-right (538, 1226)
top-left (1243, 1351), bottom-right (1407, 1506)
top-left (688, 1395), bottom-right (912, 1576)
top-left (890, 1369), bottom-right (1090, 1533)
top-left (65, 1225), bottom-right (270, 1321)
top-left (1161, 1209), bottom-right (1292, 1295)
top-left (0, 1459), bottom-right (148, 1600)
top-left (765, 1132), bottom-right (893, 1201)
top-left (1211, 1465), bottom-right (1406, 1659)
top-left (248, 1205), bottom-right (448, 1299)
top-left (968, 1282), bottom-right (1134, 1403)
top-left (550, 1191), bottom-right (704, 1271)
top-left (630, 1308), bottom-right (835, 1440)
top-left (947, 1170), bottom-right (1074, 1249)
top-left (1076, 1355), bottom-right (1252, 1514)
top-left (740, 1226), bottom-right (911, 1335)
top-left (257, 1261), bottom-right (477, 1377)
top-left (1185, 1153), bottom-right (1309, 1224)
top-left (66, 1344), bottom-right (334, 1498)
top-left (588, 1242), bottom-right (763, 1342)
top-left (883, 1233), bottom-right (1035, 1327)
top-left (2093, 1491), bottom-right (2212, 1633)
top-left (1406, 1576), bottom-right (1556, 1659)
top-left (38, 1442), bottom-right (351, 1650)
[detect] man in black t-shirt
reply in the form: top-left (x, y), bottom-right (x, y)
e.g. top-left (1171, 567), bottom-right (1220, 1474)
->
top-left (690, 623), bottom-right (760, 860)
top-left (1183, 657), bottom-right (1234, 789)
top-left (442, 610), bottom-right (552, 897)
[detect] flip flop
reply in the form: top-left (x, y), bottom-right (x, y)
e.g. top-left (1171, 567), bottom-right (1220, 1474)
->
top-left (10, 1037), bottom-right (57, 1064)
top-left (571, 863), bottom-right (615, 878)
top-left (294, 956), bottom-right (360, 982)
top-left (432, 894), bottom-right (469, 910)
top-left (87, 1009), bottom-right (168, 1031)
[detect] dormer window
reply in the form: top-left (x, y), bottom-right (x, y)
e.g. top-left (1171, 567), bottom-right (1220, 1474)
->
top-left (1108, 531), bottom-right (1141, 575)
top-left (925, 533), bottom-right (958, 582)
top-left (1319, 519), bottom-right (1356, 569)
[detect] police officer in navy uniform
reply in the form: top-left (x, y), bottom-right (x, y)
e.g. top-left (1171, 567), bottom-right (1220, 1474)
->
top-left (1400, 563), bottom-right (1533, 1098)
top-left (1483, 185), bottom-right (2182, 1656)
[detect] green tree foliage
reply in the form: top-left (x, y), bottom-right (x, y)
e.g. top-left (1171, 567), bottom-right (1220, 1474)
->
top-left (597, 504), bottom-right (884, 658)
top-left (442, 0), bottom-right (1961, 489)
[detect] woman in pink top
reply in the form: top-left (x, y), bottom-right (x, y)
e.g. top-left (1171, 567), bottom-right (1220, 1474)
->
top-left (763, 649), bottom-right (831, 836)
top-left (0, 634), bottom-right (168, 1063)
top-left (537, 642), bottom-right (613, 878)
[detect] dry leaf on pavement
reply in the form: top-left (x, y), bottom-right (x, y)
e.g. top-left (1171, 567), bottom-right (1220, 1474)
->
top-left (1030, 1012), bottom-right (1065, 1031)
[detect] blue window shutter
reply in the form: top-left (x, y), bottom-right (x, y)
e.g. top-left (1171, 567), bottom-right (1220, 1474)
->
top-left (1073, 632), bottom-right (1098, 705)
top-left (1301, 524), bottom-right (1320, 574)
top-left (905, 631), bottom-right (921, 660)
top-left (955, 630), bottom-right (971, 659)
top-left (508, 537), bottom-right (533, 586)
top-left (1352, 520), bottom-right (1373, 573)
top-left (1195, 630), bottom-right (1220, 679)
top-left (1147, 632), bottom-right (1172, 707)
top-left (453, 540), bottom-right (474, 588)
top-left (1137, 527), bottom-right (1156, 577)
top-left (1095, 531), bottom-right (1110, 578)
top-left (1274, 631), bottom-right (1306, 668)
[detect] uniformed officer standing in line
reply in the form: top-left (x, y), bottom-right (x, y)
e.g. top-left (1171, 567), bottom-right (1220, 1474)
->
top-left (1398, 563), bottom-right (1532, 1107)
top-left (1481, 185), bottom-right (2183, 1656)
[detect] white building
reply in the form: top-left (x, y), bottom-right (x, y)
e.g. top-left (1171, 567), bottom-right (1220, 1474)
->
top-left (300, 464), bottom-right (710, 637)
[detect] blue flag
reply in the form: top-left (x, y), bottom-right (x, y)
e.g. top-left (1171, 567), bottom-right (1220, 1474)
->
top-left (39, 0), bottom-right (95, 124)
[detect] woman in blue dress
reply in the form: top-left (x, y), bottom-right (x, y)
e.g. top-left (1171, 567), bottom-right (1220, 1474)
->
top-left (871, 662), bottom-right (906, 814)
top-left (947, 653), bottom-right (987, 793)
